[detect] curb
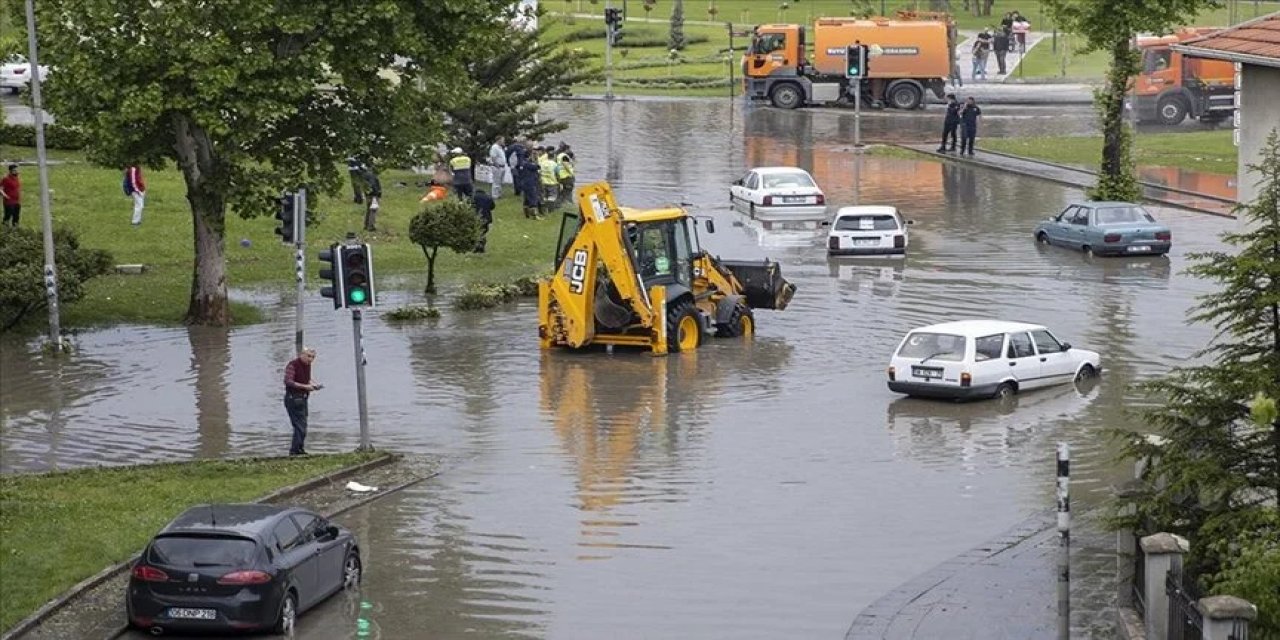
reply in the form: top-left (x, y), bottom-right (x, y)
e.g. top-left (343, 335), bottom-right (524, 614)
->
top-left (1, 452), bottom-right (398, 640)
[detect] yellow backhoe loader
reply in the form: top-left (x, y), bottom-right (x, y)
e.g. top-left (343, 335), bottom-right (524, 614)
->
top-left (538, 182), bottom-right (797, 355)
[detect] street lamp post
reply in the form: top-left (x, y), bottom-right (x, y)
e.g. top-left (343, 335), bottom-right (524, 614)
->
top-left (24, 0), bottom-right (62, 351)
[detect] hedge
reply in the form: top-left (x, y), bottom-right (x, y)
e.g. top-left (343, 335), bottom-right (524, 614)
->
top-left (0, 123), bottom-right (88, 150)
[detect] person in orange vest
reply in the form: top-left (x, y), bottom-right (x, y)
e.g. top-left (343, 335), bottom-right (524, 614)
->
top-left (419, 180), bottom-right (449, 204)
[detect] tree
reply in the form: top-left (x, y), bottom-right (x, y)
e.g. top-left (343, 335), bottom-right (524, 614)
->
top-left (1118, 129), bottom-right (1280, 624)
top-left (408, 199), bottom-right (483, 295)
top-left (1044, 0), bottom-right (1217, 201)
top-left (670, 0), bottom-right (686, 50)
top-left (0, 226), bottom-right (113, 332)
top-left (445, 18), bottom-right (599, 164)
top-left (34, 0), bottom-right (510, 326)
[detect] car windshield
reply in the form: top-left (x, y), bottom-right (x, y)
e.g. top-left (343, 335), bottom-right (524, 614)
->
top-left (896, 332), bottom-right (966, 361)
top-left (1095, 206), bottom-right (1155, 225)
top-left (834, 215), bottom-right (898, 231)
top-left (762, 173), bottom-right (815, 189)
top-left (149, 535), bottom-right (257, 567)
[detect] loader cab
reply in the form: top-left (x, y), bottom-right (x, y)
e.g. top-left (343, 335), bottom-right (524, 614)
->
top-left (623, 212), bottom-right (700, 290)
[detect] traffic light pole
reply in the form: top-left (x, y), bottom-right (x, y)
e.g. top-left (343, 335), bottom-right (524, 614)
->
top-left (294, 188), bottom-right (306, 354)
top-left (604, 0), bottom-right (614, 100)
top-left (25, 0), bottom-right (62, 351)
top-left (351, 308), bottom-right (371, 451)
top-left (853, 73), bottom-right (862, 150)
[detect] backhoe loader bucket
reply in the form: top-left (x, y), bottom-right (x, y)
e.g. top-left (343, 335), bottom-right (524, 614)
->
top-left (719, 259), bottom-right (797, 311)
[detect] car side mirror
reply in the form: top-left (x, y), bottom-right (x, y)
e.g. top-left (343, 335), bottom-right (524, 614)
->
top-left (1060, 342), bottom-right (1072, 351)
top-left (322, 525), bottom-right (340, 540)
top-left (820, 220), bottom-right (830, 227)
top-left (704, 219), bottom-right (716, 233)
top-left (905, 219), bottom-right (917, 225)
top-left (733, 179), bottom-right (742, 186)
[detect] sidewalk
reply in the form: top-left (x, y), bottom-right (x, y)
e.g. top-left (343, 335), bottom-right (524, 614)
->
top-left (953, 30), bottom-right (1048, 86)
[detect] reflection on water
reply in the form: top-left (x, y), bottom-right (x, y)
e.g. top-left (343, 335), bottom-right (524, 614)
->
top-left (7, 97), bottom-right (1237, 638)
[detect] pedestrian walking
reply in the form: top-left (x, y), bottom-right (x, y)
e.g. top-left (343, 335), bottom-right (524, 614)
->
top-left (283, 347), bottom-right (322, 456)
top-left (1012, 13), bottom-right (1030, 52)
top-left (518, 150), bottom-right (542, 219)
top-left (471, 190), bottom-right (495, 253)
top-left (487, 136), bottom-right (508, 199)
top-left (346, 156), bottom-right (366, 204)
top-left (555, 144), bottom-right (575, 206)
top-left (1, 164), bottom-right (20, 227)
top-left (937, 94), bottom-right (962, 153)
top-left (123, 164), bottom-right (146, 226)
top-left (362, 166), bottom-right (382, 232)
top-left (960, 97), bottom-right (982, 156)
top-left (971, 30), bottom-right (993, 80)
top-left (448, 147), bottom-right (474, 199)
top-left (993, 29), bottom-right (1011, 75)
top-left (1000, 11), bottom-right (1015, 36)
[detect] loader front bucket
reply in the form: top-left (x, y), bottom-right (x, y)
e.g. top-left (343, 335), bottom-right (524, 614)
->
top-left (719, 259), bottom-right (797, 311)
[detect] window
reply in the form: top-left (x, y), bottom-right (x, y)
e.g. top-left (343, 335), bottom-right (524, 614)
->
top-left (149, 535), bottom-right (256, 567)
top-left (272, 517), bottom-right (302, 551)
top-left (1069, 208), bottom-right (1090, 226)
top-left (1031, 330), bottom-right (1063, 354)
top-left (1094, 206), bottom-right (1156, 226)
top-left (751, 33), bottom-right (786, 55)
top-left (762, 172), bottom-right (816, 189)
top-left (745, 173), bottom-right (760, 190)
top-left (291, 513), bottom-right (320, 542)
top-left (974, 334), bottom-right (1004, 361)
top-left (834, 215), bottom-right (898, 231)
top-left (1006, 332), bottom-right (1035, 358)
top-left (1056, 206), bottom-right (1077, 223)
top-left (896, 332), bottom-right (966, 361)
top-left (1143, 48), bottom-right (1172, 74)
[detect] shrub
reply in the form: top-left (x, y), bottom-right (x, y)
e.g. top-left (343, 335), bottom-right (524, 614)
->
top-left (453, 277), bottom-right (540, 311)
top-left (383, 305), bottom-right (441, 322)
top-left (0, 123), bottom-right (89, 150)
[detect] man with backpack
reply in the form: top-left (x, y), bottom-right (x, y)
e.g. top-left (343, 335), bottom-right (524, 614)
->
top-left (124, 164), bottom-right (146, 226)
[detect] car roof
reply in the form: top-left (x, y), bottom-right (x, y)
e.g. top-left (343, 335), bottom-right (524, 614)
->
top-left (907, 319), bottom-right (1046, 337)
top-left (834, 206), bottom-right (898, 216)
top-left (748, 166), bottom-right (813, 175)
top-left (1068, 201), bottom-right (1142, 208)
top-left (159, 504), bottom-right (307, 539)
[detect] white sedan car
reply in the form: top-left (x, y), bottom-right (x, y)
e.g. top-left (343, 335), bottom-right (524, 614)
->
top-left (824, 205), bottom-right (912, 257)
top-left (729, 166), bottom-right (827, 220)
top-left (1, 55), bottom-right (50, 93)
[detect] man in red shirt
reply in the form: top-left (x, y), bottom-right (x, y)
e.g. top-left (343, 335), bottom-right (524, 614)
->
top-left (283, 347), bottom-right (323, 455)
top-left (1, 164), bottom-right (20, 227)
top-left (124, 164), bottom-right (146, 226)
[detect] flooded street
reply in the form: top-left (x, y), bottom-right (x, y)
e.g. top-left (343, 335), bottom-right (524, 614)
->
top-left (1, 98), bottom-right (1234, 638)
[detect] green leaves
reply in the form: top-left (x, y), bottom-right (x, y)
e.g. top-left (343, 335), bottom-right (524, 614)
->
top-left (408, 198), bottom-right (484, 294)
top-left (0, 226), bottom-right (113, 333)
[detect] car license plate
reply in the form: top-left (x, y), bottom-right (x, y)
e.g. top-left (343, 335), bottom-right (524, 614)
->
top-left (853, 238), bottom-right (878, 246)
top-left (1126, 245), bottom-right (1151, 252)
top-left (168, 608), bottom-right (217, 620)
top-left (781, 196), bottom-right (808, 204)
top-left (912, 366), bottom-right (943, 379)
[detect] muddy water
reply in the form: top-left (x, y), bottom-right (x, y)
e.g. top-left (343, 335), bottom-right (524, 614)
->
top-left (4, 98), bottom-right (1233, 638)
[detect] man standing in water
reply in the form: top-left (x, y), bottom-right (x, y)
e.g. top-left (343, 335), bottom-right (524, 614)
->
top-left (960, 97), bottom-right (982, 156)
top-left (937, 94), bottom-right (961, 153)
top-left (283, 347), bottom-right (322, 456)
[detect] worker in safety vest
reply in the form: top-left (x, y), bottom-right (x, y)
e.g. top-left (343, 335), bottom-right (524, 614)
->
top-left (448, 148), bottom-right (474, 199)
top-left (419, 180), bottom-right (449, 204)
top-left (555, 144), bottom-right (575, 206)
top-left (537, 147), bottom-right (560, 215)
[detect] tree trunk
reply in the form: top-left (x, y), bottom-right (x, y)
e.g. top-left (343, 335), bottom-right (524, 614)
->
top-left (425, 247), bottom-right (438, 294)
top-left (1092, 37), bottom-right (1140, 202)
top-left (173, 114), bottom-right (230, 326)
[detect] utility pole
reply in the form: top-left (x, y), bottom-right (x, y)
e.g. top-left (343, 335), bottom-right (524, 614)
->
top-left (605, 0), bottom-right (615, 100)
top-left (24, 0), bottom-right (62, 351)
top-left (1057, 442), bottom-right (1071, 640)
top-left (293, 189), bottom-right (306, 354)
top-left (351, 306), bottom-right (370, 451)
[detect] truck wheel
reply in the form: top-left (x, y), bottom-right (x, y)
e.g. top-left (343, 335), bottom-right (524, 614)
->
top-left (1157, 96), bottom-right (1188, 126)
top-left (667, 299), bottom-right (702, 352)
top-left (770, 83), bottom-right (803, 110)
top-left (715, 304), bottom-right (755, 338)
top-left (887, 83), bottom-right (923, 110)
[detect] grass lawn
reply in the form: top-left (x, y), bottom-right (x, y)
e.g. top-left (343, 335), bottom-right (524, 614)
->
top-left (0, 452), bottom-right (379, 633)
top-left (1016, 34), bottom-right (1110, 80)
top-left (0, 145), bottom-right (565, 329)
top-left (982, 130), bottom-right (1237, 175)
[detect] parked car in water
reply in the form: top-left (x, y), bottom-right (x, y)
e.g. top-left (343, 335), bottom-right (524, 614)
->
top-left (887, 320), bottom-right (1101, 401)
top-left (729, 166), bottom-right (827, 219)
top-left (823, 205), bottom-right (913, 256)
top-left (127, 504), bottom-right (361, 636)
top-left (0, 54), bottom-right (50, 93)
top-left (1033, 201), bottom-right (1172, 256)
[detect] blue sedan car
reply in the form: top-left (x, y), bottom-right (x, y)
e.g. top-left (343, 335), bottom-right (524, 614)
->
top-left (1033, 201), bottom-right (1172, 256)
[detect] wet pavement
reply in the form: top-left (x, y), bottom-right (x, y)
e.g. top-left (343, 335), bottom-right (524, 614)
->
top-left (2, 98), bottom-right (1235, 638)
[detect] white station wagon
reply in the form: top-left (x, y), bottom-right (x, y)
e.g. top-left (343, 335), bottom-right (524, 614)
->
top-left (887, 320), bottom-right (1101, 401)
top-left (824, 205), bottom-right (912, 256)
top-left (729, 166), bottom-right (827, 220)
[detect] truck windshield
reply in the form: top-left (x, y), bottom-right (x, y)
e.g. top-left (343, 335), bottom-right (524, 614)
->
top-left (1142, 48), bottom-right (1171, 74)
top-left (750, 33), bottom-right (786, 55)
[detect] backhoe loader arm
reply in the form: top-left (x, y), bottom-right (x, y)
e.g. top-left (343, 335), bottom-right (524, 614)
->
top-left (539, 182), bottom-right (658, 348)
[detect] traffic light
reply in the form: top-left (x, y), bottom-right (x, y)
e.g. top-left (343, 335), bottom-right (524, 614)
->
top-left (318, 243), bottom-right (343, 309)
top-left (845, 44), bottom-right (869, 78)
top-left (275, 191), bottom-right (297, 245)
top-left (604, 7), bottom-right (623, 44)
top-left (339, 244), bottom-right (375, 308)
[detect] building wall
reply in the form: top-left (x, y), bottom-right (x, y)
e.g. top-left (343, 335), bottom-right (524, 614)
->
top-left (1238, 64), bottom-right (1280, 211)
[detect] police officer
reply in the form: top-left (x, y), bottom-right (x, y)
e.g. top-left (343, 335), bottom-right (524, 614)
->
top-left (449, 147), bottom-right (474, 199)
top-left (960, 97), bottom-right (982, 156)
top-left (937, 94), bottom-right (961, 153)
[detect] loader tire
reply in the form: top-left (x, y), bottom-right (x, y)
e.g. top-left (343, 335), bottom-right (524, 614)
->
top-left (715, 304), bottom-right (755, 338)
top-left (667, 299), bottom-right (702, 353)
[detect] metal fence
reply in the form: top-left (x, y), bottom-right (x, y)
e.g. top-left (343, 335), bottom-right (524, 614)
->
top-left (1229, 619), bottom-right (1250, 640)
top-left (1166, 568), bottom-right (1204, 640)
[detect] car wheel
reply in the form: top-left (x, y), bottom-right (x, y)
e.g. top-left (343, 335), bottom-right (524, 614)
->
top-left (748, 202), bottom-right (756, 216)
top-left (342, 551), bottom-right (362, 590)
top-left (770, 83), bottom-right (803, 110)
top-left (1075, 364), bottom-right (1097, 381)
top-left (1082, 245), bottom-right (1094, 257)
top-left (887, 82), bottom-right (924, 110)
top-left (993, 382), bottom-right (1017, 400)
top-left (1157, 96), bottom-right (1189, 126)
top-left (1036, 231), bottom-right (1049, 244)
top-left (273, 591), bottom-right (297, 636)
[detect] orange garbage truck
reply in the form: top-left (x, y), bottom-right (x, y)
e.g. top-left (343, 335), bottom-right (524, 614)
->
top-left (743, 17), bottom-right (953, 111)
top-left (1127, 27), bottom-right (1235, 125)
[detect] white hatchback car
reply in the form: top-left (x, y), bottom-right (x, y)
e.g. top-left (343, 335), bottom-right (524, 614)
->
top-left (824, 206), bottom-right (912, 256)
top-left (887, 320), bottom-right (1101, 401)
top-left (729, 166), bottom-right (826, 220)
top-left (1, 54), bottom-right (49, 93)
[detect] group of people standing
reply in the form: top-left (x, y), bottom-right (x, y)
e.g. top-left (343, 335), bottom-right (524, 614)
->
top-left (967, 10), bottom-right (1030, 81)
top-left (486, 137), bottom-right (576, 220)
top-left (937, 94), bottom-right (983, 156)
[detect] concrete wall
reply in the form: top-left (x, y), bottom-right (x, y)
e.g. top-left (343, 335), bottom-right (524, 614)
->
top-left (1238, 64), bottom-right (1280, 215)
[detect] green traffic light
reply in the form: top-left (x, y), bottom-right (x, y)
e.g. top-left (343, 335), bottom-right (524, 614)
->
top-left (348, 287), bottom-right (368, 304)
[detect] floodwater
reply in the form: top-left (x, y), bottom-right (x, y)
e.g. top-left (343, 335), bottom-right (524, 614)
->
top-left (2, 98), bottom-right (1235, 639)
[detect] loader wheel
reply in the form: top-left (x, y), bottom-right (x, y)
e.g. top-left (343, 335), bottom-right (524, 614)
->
top-left (667, 300), bottom-right (702, 353)
top-left (716, 305), bottom-right (755, 338)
